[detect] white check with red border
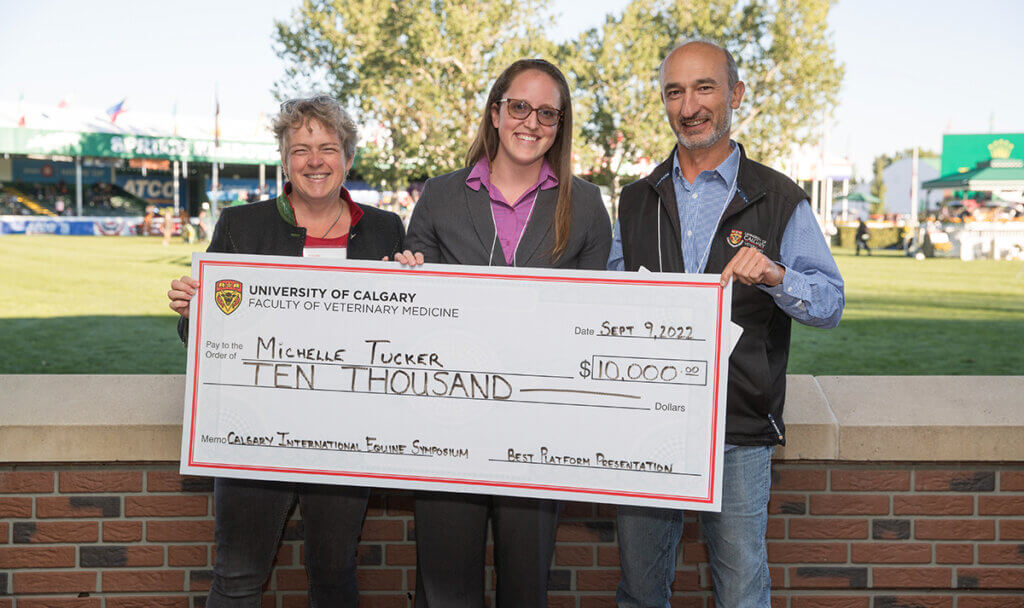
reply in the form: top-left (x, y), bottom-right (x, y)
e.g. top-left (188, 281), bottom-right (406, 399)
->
top-left (180, 252), bottom-right (732, 510)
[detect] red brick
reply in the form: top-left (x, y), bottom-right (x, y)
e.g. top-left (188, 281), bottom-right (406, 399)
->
top-left (832, 470), bottom-right (911, 491)
top-left (850, 542), bottom-right (931, 563)
top-left (915, 519), bottom-right (994, 540)
top-left (576, 568), bottom-right (621, 590)
top-left (979, 496), bottom-right (1024, 515)
top-left (105, 598), bottom-right (189, 608)
top-left (0, 521), bottom-right (7, 542)
top-left (145, 470), bottom-right (212, 493)
top-left (555, 544), bottom-right (593, 566)
top-left (1001, 471), bottom-right (1024, 491)
top-left (956, 567), bottom-right (1024, 589)
top-left (0, 497), bottom-right (31, 517)
top-left (868, 597), bottom-right (952, 608)
top-left (873, 566), bottom-right (951, 587)
top-left (935, 543), bottom-right (974, 563)
top-left (1003, 520), bottom-right (1024, 540)
top-left (125, 495), bottom-right (208, 517)
top-left (791, 598), bottom-right (868, 608)
top-left (789, 566), bottom-right (867, 588)
top-left (789, 518), bottom-right (868, 539)
top-left (893, 495), bottom-right (974, 515)
top-left (768, 493), bottom-right (807, 514)
top-left (58, 470), bottom-right (143, 493)
top-left (773, 468), bottom-right (827, 490)
top-left (979, 543), bottom-right (1024, 564)
top-left (36, 496), bottom-right (121, 518)
top-left (385, 543), bottom-right (416, 565)
top-left (809, 494), bottom-right (889, 515)
top-left (17, 600), bottom-right (101, 608)
top-left (0, 471), bottom-right (53, 493)
top-left (14, 521), bottom-right (98, 543)
top-left (549, 597), bottom-right (577, 608)
top-left (189, 569), bottom-right (213, 592)
top-left (768, 542), bottom-right (847, 563)
top-left (669, 569), bottom-right (701, 591)
top-left (0, 546), bottom-right (75, 568)
top-left (168, 545), bottom-right (208, 566)
top-left (361, 519), bottom-right (404, 541)
top-left (146, 520), bottom-right (214, 542)
top-left (766, 517), bottom-right (786, 539)
top-left (958, 597), bottom-right (1024, 608)
top-left (357, 569), bottom-right (403, 590)
top-left (275, 544), bottom-right (293, 566)
top-left (556, 521), bottom-right (615, 543)
top-left (580, 598), bottom-right (619, 608)
top-left (915, 470), bottom-right (994, 492)
top-left (13, 570), bottom-right (97, 593)
top-left (597, 545), bottom-right (620, 566)
top-left (104, 521), bottom-right (143, 542)
top-left (102, 570), bottom-right (185, 592)
top-left (276, 568), bottom-right (308, 590)
top-left (681, 541), bottom-right (708, 563)
top-left (666, 599), bottom-right (703, 608)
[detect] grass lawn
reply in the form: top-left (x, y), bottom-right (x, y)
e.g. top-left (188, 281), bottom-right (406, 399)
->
top-left (1, 236), bottom-right (1022, 375)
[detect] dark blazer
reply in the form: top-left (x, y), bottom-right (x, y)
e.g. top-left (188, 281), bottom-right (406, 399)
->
top-left (177, 194), bottom-right (405, 342)
top-left (405, 167), bottom-right (611, 270)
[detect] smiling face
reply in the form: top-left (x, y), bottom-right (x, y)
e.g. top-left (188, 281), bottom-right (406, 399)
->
top-left (489, 69), bottom-right (562, 172)
top-left (283, 118), bottom-right (354, 207)
top-left (660, 42), bottom-right (744, 153)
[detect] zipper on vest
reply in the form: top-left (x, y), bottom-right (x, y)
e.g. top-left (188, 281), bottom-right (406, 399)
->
top-left (767, 413), bottom-right (784, 442)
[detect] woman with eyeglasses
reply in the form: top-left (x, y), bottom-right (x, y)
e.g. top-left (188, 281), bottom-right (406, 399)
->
top-left (394, 58), bottom-right (611, 607)
top-left (167, 95), bottom-right (405, 607)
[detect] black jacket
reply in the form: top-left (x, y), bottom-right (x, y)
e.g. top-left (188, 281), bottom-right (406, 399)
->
top-left (177, 192), bottom-right (405, 342)
top-left (617, 144), bottom-right (806, 445)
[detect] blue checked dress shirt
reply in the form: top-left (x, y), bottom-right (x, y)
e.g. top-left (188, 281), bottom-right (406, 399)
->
top-left (608, 142), bottom-right (845, 329)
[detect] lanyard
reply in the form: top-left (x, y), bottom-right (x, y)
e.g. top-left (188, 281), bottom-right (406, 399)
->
top-left (690, 173), bottom-right (739, 274)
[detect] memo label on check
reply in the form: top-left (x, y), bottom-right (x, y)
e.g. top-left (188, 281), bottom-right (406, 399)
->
top-left (182, 253), bottom-right (731, 510)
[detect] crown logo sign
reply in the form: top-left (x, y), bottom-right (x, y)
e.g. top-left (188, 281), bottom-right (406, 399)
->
top-left (988, 138), bottom-right (1014, 159)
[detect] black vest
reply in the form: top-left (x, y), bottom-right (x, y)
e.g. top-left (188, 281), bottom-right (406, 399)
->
top-left (617, 144), bottom-right (805, 445)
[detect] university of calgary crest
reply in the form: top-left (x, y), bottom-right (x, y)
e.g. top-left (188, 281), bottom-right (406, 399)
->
top-left (214, 279), bottom-right (242, 315)
top-left (727, 229), bottom-right (744, 247)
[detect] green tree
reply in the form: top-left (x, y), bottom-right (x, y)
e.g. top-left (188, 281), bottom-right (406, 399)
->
top-left (273, 0), bottom-right (552, 191)
top-left (567, 0), bottom-right (844, 213)
top-left (870, 155), bottom-right (887, 215)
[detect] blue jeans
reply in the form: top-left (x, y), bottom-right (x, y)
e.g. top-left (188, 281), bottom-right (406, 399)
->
top-left (207, 477), bottom-right (370, 608)
top-left (616, 445), bottom-right (774, 608)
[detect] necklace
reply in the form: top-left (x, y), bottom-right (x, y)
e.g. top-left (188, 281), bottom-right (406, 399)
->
top-left (319, 203), bottom-right (345, 238)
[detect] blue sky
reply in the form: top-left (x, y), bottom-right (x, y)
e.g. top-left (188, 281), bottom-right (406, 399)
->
top-left (2, 0), bottom-right (1021, 179)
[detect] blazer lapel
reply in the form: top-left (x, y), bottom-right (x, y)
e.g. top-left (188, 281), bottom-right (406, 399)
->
top-left (463, 184), bottom-right (506, 266)
top-left (514, 187), bottom-right (556, 266)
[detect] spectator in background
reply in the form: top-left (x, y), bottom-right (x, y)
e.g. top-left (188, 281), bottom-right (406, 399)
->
top-left (856, 218), bottom-right (871, 256)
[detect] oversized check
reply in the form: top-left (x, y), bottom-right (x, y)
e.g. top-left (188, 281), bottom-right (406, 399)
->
top-left (180, 253), bottom-right (732, 510)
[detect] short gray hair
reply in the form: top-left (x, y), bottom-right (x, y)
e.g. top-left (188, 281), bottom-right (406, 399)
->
top-left (272, 95), bottom-right (358, 160)
top-left (659, 39), bottom-right (739, 90)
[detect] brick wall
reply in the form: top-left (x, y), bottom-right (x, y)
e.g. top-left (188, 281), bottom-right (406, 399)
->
top-left (2, 463), bottom-right (1023, 607)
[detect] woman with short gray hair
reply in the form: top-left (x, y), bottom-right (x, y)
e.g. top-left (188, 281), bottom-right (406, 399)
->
top-left (167, 94), bottom-right (405, 606)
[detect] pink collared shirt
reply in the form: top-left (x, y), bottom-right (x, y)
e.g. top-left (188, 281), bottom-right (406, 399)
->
top-left (465, 157), bottom-right (559, 265)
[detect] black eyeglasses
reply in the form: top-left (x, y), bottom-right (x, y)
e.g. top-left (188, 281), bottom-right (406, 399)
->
top-left (497, 98), bottom-right (563, 127)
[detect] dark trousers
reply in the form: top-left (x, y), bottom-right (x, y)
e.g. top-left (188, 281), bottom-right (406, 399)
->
top-left (414, 492), bottom-right (559, 608)
top-left (207, 477), bottom-right (369, 608)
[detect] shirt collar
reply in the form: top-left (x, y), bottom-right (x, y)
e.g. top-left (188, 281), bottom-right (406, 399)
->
top-left (278, 181), bottom-right (362, 228)
top-left (672, 140), bottom-right (740, 189)
top-left (465, 156), bottom-right (559, 192)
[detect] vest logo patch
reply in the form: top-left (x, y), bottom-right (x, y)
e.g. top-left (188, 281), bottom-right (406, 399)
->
top-left (215, 279), bottom-right (243, 315)
top-left (725, 230), bottom-right (767, 252)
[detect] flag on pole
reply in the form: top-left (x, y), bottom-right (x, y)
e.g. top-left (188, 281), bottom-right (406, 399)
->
top-left (106, 98), bottom-right (127, 123)
top-left (17, 93), bottom-right (25, 127)
top-left (172, 100), bottom-right (179, 136)
top-left (214, 87), bottom-right (221, 147)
